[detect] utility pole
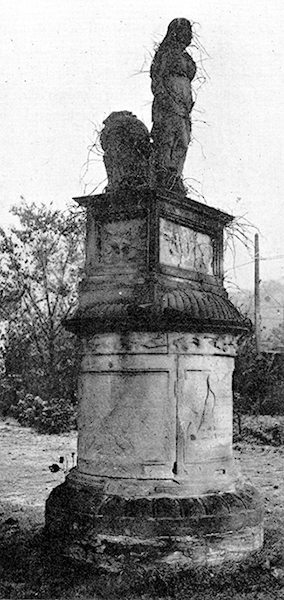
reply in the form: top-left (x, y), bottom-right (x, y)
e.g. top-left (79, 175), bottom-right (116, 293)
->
top-left (254, 233), bottom-right (261, 354)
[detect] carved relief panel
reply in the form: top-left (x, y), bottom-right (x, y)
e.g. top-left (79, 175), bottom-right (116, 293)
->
top-left (160, 217), bottom-right (213, 274)
top-left (100, 218), bottom-right (147, 269)
top-left (177, 355), bottom-right (233, 468)
top-left (78, 354), bottom-right (176, 479)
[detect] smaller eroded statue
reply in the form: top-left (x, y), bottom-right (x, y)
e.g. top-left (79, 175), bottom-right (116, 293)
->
top-left (100, 111), bottom-right (151, 192)
top-left (150, 18), bottom-right (196, 193)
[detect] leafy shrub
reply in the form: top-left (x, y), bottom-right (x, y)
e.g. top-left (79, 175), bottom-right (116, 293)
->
top-left (0, 374), bottom-right (23, 417)
top-left (261, 380), bottom-right (284, 415)
top-left (10, 393), bottom-right (77, 434)
top-left (0, 201), bottom-right (84, 425)
top-left (233, 335), bottom-right (284, 414)
top-left (234, 414), bottom-right (284, 446)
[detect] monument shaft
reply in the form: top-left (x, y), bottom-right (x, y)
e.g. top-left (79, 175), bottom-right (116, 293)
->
top-left (45, 18), bottom-right (263, 567)
top-left (46, 189), bottom-right (263, 566)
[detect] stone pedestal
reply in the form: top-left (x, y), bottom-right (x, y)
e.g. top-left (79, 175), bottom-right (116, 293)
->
top-left (45, 189), bottom-right (263, 567)
top-left (77, 332), bottom-right (238, 489)
top-left (46, 331), bottom-right (263, 566)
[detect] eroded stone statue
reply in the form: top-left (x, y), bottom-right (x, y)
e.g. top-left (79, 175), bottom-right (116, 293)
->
top-left (150, 18), bottom-right (197, 192)
top-left (100, 111), bottom-right (151, 192)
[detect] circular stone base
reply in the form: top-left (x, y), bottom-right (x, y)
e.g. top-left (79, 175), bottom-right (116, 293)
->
top-left (45, 474), bottom-right (264, 568)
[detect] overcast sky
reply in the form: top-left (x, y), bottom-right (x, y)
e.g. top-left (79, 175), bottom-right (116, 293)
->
top-left (1, 0), bottom-right (284, 290)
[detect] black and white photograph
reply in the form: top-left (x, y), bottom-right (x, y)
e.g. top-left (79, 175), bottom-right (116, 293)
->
top-left (0, 1), bottom-right (284, 598)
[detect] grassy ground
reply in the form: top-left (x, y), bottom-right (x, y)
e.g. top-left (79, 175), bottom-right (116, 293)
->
top-left (1, 504), bottom-right (284, 599)
top-left (1, 417), bottom-right (284, 599)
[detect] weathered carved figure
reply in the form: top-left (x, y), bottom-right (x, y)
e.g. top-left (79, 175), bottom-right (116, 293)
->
top-left (150, 18), bottom-right (196, 192)
top-left (100, 111), bottom-right (151, 191)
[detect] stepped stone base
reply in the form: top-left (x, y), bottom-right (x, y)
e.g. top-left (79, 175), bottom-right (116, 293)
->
top-left (45, 331), bottom-right (264, 567)
top-left (45, 472), bottom-right (263, 568)
top-left (46, 160), bottom-right (264, 569)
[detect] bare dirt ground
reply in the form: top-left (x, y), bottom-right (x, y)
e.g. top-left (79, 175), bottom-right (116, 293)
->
top-left (1, 416), bottom-right (284, 523)
top-left (0, 417), bottom-right (77, 512)
top-left (1, 417), bottom-right (284, 599)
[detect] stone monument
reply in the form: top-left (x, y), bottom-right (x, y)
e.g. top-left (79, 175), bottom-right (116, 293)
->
top-left (150, 18), bottom-right (196, 193)
top-left (45, 18), bottom-right (263, 568)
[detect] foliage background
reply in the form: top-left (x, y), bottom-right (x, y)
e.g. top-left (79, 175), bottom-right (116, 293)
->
top-left (0, 201), bottom-right (85, 433)
top-left (1, 201), bottom-right (284, 434)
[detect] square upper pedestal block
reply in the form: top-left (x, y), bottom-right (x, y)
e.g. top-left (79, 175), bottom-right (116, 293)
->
top-left (65, 189), bottom-right (248, 336)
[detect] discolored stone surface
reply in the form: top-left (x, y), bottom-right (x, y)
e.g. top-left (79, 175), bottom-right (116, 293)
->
top-left (73, 332), bottom-right (239, 492)
top-left (65, 190), bottom-right (248, 337)
top-left (100, 111), bottom-right (151, 192)
top-left (150, 18), bottom-right (196, 192)
top-left (45, 477), bottom-right (263, 567)
top-left (46, 70), bottom-right (263, 564)
top-left (45, 330), bottom-right (264, 566)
